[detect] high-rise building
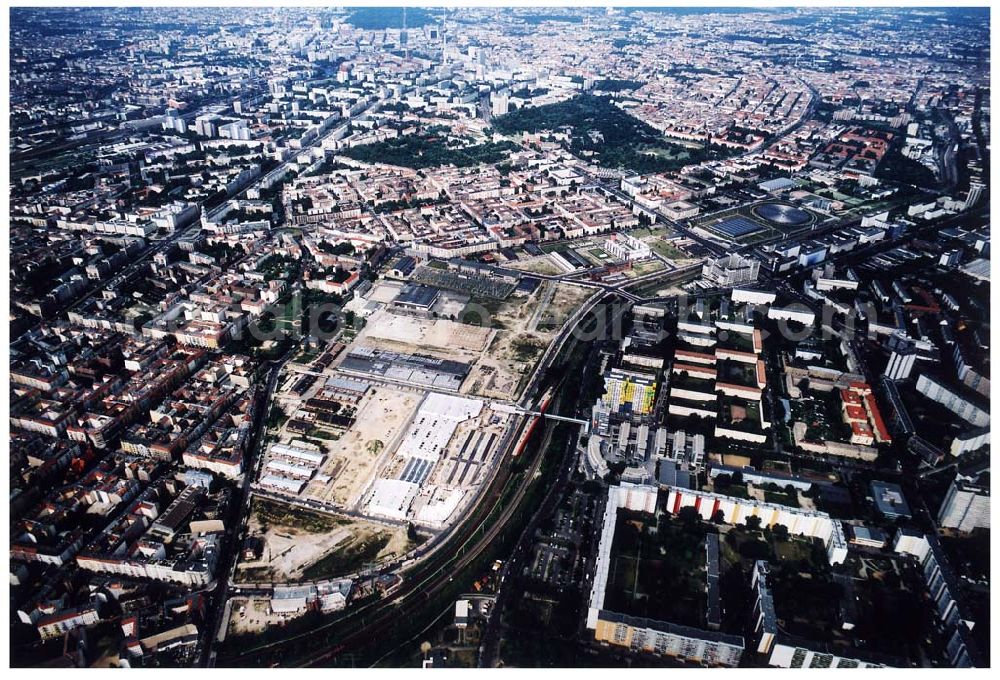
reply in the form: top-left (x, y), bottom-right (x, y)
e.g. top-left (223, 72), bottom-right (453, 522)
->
top-left (915, 374), bottom-right (989, 427)
top-left (701, 254), bottom-right (760, 287)
top-left (600, 369), bottom-right (657, 417)
top-left (965, 179), bottom-right (984, 209)
top-left (491, 90), bottom-right (509, 117)
top-left (938, 479), bottom-right (990, 532)
top-left (194, 114), bottom-right (218, 138)
top-left (884, 332), bottom-right (917, 380)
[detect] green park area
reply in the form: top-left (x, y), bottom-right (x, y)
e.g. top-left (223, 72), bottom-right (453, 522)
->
top-left (341, 134), bottom-right (518, 169)
top-left (493, 94), bottom-right (735, 174)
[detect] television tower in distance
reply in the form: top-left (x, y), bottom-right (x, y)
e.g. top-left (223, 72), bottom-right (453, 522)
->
top-left (402, 6), bottom-right (409, 60)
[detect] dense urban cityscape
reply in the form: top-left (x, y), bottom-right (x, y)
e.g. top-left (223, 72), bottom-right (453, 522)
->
top-left (7, 4), bottom-right (991, 670)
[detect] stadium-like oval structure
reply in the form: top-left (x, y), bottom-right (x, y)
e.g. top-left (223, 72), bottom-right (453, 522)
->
top-left (751, 202), bottom-right (814, 227)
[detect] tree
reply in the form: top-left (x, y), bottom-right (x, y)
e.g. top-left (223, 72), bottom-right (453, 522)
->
top-left (677, 505), bottom-right (701, 526)
top-left (739, 538), bottom-right (771, 561)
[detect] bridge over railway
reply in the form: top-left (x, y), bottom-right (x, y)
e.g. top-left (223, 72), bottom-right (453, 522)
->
top-left (488, 400), bottom-right (591, 433)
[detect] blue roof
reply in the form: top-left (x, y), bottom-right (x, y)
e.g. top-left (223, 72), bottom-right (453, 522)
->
top-left (711, 216), bottom-right (764, 238)
top-left (870, 481), bottom-right (912, 518)
top-left (394, 283), bottom-right (439, 308)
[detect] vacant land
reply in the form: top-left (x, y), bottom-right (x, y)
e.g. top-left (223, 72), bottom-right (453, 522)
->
top-left (227, 597), bottom-right (286, 636)
top-left (300, 528), bottom-right (393, 580)
top-left (504, 256), bottom-right (563, 276)
top-left (461, 282), bottom-right (593, 400)
top-left (309, 386), bottom-right (423, 508)
top-left (238, 498), bottom-right (413, 582)
top-left (359, 308), bottom-right (494, 355)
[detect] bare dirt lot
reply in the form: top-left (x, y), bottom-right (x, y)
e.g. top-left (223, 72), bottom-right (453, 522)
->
top-left (236, 498), bottom-right (415, 583)
top-left (504, 256), bottom-right (562, 276)
top-left (226, 597), bottom-right (282, 636)
top-left (305, 386), bottom-right (423, 508)
top-left (359, 308), bottom-right (494, 354)
top-left (462, 282), bottom-right (593, 400)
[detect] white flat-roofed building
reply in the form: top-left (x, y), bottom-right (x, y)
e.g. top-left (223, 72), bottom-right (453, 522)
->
top-left (960, 258), bottom-right (989, 282)
top-left (415, 488), bottom-right (465, 528)
top-left (663, 200), bottom-right (700, 221)
top-left (702, 254), bottom-right (760, 287)
top-left (751, 560), bottom-right (778, 654)
top-left (758, 177), bottom-right (797, 193)
top-left (731, 288), bottom-right (776, 306)
top-left (938, 479), bottom-right (990, 533)
top-left (36, 606), bottom-right (101, 640)
top-left (455, 599), bottom-right (471, 628)
top-left (396, 393), bottom-right (482, 463)
top-left (269, 443), bottom-right (325, 468)
top-left (367, 479), bottom-right (419, 521)
top-left (768, 306), bottom-right (816, 326)
top-left (884, 333), bottom-right (917, 381)
top-left (265, 460), bottom-right (316, 480)
top-left (603, 233), bottom-right (652, 262)
top-left (848, 524), bottom-right (888, 549)
top-left (259, 474), bottom-right (305, 494)
top-left (139, 623), bottom-right (200, 655)
top-left (951, 428), bottom-right (989, 456)
top-left (767, 642), bottom-right (887, 669)
top-left (271, 585), bottom-right (314, 614)
top-left (662, 485), bottom-right (847, 564)
top-left (588, 483), bottom-right (659, 629)
top-left (587, 483), bottom-right (744, 666)
top-left (915, 374), bottom-right (989, 427)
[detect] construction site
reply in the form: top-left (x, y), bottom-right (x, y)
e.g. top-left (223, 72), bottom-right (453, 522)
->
top-left (242, 271), bottom-right (589, 584)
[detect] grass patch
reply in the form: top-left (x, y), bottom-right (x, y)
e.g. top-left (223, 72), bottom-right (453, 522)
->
top-left (301, 532), bottom-right (392, 580)
top-left (511, 335), bottom-right (545, 363)
top-left (253, 498), bottom-right (345, 534)
top-left (459, 296), bottom-right (507, 328)
top-left (649, 239), bottom-right (690, 260)
top-left (603, 510), bottom-right (709, 628)
top-left (763, 489), bottom-right (799, 508)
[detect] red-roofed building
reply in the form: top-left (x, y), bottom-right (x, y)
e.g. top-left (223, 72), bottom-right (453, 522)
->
top-left (840, 388), bottom-right (863, 406)
top-left (755, 360), bottom-right (767, 389)
top-left (848, 381), bottom-right (871, 394)
top-left (864, 393), bottom-right (892, 444)
top-left (675, 349), bottom-right (717, 365)
top-left (844, 404), bottom-right (868, 423)
top-left (849, 421), bottom-right (875, 446)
